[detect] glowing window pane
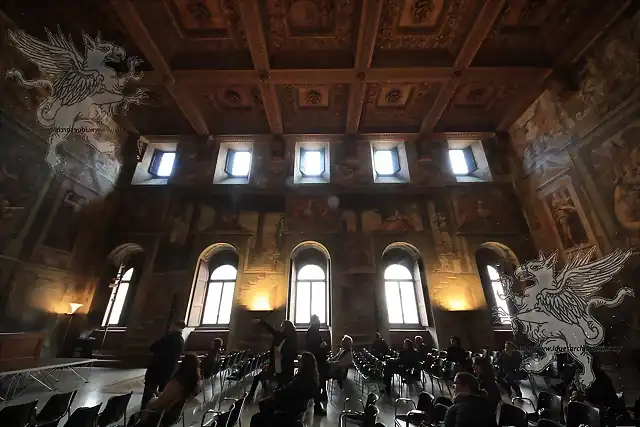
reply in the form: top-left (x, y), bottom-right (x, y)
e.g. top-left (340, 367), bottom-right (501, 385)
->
top-left (384, 264), bottom-right (412, 280)
top-left (301, 150), bottom-right (324, 176)
top-left (311, 281), bottom-right (326, 324)
top-left (373, 150), bottom-right (395, 175)
top-left (492, 280), bottom-right (511, 324)
top-left (295, 281), bottom-right (311, 324)
top-left (385, 281), bottom-right (404, 324)
top-left (107, 282), bottom-right (129, 325)
top-left (297, 264), bottom-right (325, 280)
top-left (487, 265), bottom-right (500, 281)
top-left (121, 268), bottom-right (134, 281)
top-left (202, 282), bottom-right (223, 324)
top-left (217, 282), bottom-right (235, 324)
top-left (210, 265), bottom-right (237, 281)
top-left (230, 151), bottom-right (251, 177)
top-left (156, 152), bottom-right (176, 177)
top-left (399, 281), bottom-right (419, 324)
top-left (448, 149), bottom-right (469, 175)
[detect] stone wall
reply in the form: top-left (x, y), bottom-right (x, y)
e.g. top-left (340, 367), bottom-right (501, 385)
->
top-left (508, 8), bottom-right (640, 351)
top-left (0, 13), bottom-right (127, 356)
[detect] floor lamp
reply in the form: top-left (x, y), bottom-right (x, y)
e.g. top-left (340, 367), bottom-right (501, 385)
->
top-left (61, 303), bottom-right (83, 356)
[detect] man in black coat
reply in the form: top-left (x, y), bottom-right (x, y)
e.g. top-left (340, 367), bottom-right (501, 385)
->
top-left (306, 314), bottom-right (328, 416)
top-left (141, 320), bottom-right (186, 409)
top-left (444, 372), bottom-right (497, 427)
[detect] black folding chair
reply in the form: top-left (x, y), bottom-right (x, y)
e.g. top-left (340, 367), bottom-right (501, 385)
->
top-left (498, 403), bottom-right (528, 427)
top-left (98, 391), bottom-right (133, 427)
top-left (59, 404), bottom-right (101, 427)
top-left (0, 399), bottom-right (38, 427)
top-left (35, 389), bottom-right (78, 426)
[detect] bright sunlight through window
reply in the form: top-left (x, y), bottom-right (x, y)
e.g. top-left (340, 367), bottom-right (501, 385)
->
top-left (294, 264), bottom-right (327, 325)
top-left (301, 150), bottom-right (324, 176)
top-left (156, 152), bottom-right (176, 177)
top-left (229, 151), bottom-right (252, 177)
top-left (384, 264), bottom-right (420, 325)
top-left (487, 265), bottom-right (510, 324)
top-left (102, 267), bottom-right (134, 326)
top-left (202, 264), bottom-right (237, 325)
top-left (448, 149), bottom-right (469, 175)
top-left (373, 149), bottom-right (396, 176)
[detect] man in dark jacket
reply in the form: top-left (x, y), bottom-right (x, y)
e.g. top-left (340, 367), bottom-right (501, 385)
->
top-left (444, 372), bottom-right (497, 427)
top-left (306, 314), bottom-right (328, 416)
top-left (371, 332), bottom-right (390, 358)
top-left (141, 320), bottom-right (185, 409)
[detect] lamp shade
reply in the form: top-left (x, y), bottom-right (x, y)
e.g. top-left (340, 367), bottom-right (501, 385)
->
top-left (69, 303), bottom-right (83, 314)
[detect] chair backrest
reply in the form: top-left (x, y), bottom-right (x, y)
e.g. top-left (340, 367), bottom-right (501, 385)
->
top-left (566, 401), bottom-right (600, 427)
top-left (225, 393), bottom-right (248, 427)
top-left (537, 418), bottom-right (565, 427)
top-left (0, 399), bottom-right (38, 427)
top-left (434, 396), bottom-right (453, 407)
top-left (498, 403), bottom-right (527, 427)
top-left (538, 391), bottom-right (563, 422)
top-left (62, 404), bottom-right (101, 427)
top-left (37, 390), bottom-right (78, 422)
top-left (417, 391), bottom-right (435, 412)
top-left (430, 403), bottom-right (449, 424)
top-left (98, 391), bottom-right (132, 427)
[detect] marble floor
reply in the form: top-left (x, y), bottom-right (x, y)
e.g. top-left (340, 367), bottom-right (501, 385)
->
top-left (0, 364), bottom-right (545, 427)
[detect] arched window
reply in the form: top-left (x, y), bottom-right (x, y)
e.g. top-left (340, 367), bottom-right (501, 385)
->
top-left (289, 245), bottom-right (330, 327)
top-left (102, 265), bottom-right (134, 326)
top-left (486, 265), bottom-right (510, 324)
top-left (381, 245), bottom-right (430, 328)
top-left (384, 264), bottom-right (420, 325)
top-left (201, 264), bottom-right (237, 325)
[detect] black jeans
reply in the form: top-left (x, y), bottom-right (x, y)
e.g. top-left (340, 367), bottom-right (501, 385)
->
top-left (141, 370), bottom-right (171, 409)
top-left (498, 372), bottom-right (523, 397)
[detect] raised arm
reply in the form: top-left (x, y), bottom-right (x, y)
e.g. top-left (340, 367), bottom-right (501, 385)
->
top-left (258, 319), bottom-right (278, 336)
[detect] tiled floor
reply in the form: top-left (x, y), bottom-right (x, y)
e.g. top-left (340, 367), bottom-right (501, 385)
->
top-left (0, 363), bottom-right (582, 427)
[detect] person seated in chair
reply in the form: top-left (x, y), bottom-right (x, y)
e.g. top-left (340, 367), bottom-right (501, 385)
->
top-left (250, 352), bottom-right (319, 427)
top-left (444, 372), bottom-right (497, 427)
top-left (134, 353), bottom-right (201, 426)
top-left (414, 336), bottom-right (429, 361)
top-left (200, 338), bottom-right (223, 380)
top-left (328, 335), bottom-right (354, 388)
top-left (372, 332), bottom-right (390, 358)
top-left (472, 356), bottom-right (502, 411)
top-left (582, 353), bottom-right (625, 424)
top-left (383, 338), bottom-right (420, 395)
top-left (446, 336), bottom-right (470, 375)
top-left (496, 341), bottom-right (524, 398)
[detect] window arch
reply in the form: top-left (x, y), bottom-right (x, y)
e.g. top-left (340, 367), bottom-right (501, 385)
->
top-left (201, 264), bottom-right (237, 325)
top-left (186, 244), bottom-right (239, 327)
top-left (475, 243), bottom-right (520, 327)
top-left (91, 243), bottom-right (145, 329)
top-left (381, 244), bottom-right (430, 327)
top-left (289, 243), bottom-right (330, 327)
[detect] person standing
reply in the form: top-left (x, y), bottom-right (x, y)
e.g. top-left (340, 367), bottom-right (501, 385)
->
top-left (306, 314), bottom-right (328, 416)
top-left (497, 341), bottom-right (523, 398)
top-left (141, 320), bottom-right (186, 409)
top-left (254, 318), bottom-right (297, 386)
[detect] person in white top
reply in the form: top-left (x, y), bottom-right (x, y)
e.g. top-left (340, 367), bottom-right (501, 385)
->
top-left (328, 335), bottom-right (354, 388)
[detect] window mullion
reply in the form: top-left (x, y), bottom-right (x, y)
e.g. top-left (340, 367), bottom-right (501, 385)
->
top-left (215, 281), bottom-right (224, 324)
top-left (396, 282), bottom-right (405, 324)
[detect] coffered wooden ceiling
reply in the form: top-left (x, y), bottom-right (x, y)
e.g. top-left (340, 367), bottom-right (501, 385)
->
top-left (0, 0), bottom-right (629, 136)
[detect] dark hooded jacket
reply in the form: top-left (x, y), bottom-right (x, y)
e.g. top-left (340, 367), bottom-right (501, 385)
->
top-left (443, 392), bottom-right (497, 427)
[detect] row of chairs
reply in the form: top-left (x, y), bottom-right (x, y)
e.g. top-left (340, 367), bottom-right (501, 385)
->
top-left (0, 389), bottom-right (132, 427)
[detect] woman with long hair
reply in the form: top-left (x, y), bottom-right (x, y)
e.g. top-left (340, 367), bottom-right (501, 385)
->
top-left (250, 352), bottom-right (320, 427)
top-left (136, 353), bottom-right (201, 426)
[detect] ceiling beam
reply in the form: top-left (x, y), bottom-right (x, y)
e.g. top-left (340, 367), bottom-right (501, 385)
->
top-left (238, 0), bottom-right (282, 134)
top-left (110, 0), bottom-right (209, 135)
top-left (143, 66), bottom-right (548, 87)
top-left (346, 0), bottom-right (384, 133)
top-left (420, 0), bottom-right (506, 134)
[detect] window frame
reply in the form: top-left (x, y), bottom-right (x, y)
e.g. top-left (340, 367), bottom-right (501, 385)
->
top-left (373, 146), bottom-right (401, 177)
top-left (288, 248), bottom-right (330, 329)
top-left (383, 262), bottom-right (422, 328)
top-left (200, 264), bottom-right (237, 327)
top-left (148, 149), bottom-right (177, 178)
top-left (448, 147), bottom-right (477, 176)
top-left (224, 149), bottom-right (252, 178)
top-left (300, 147), bottom-right (326, 177)
top-left (486, 264), bottom-right (511, 325)
top-left (101, 265), bottom-right (134, 327)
